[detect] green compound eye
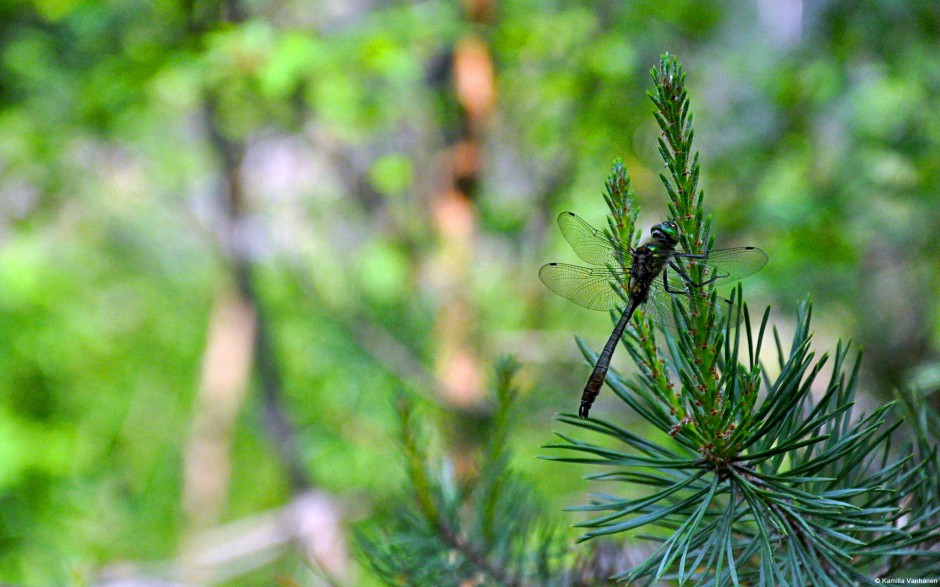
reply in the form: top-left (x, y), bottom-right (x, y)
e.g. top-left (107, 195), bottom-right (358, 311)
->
top-left (659, 221), bottom-right (679, 241)
top-left (651, 220), bottom-right (680, 244)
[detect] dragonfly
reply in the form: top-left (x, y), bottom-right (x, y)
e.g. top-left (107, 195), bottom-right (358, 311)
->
top-left (539, 212), bottom-right (767, 418)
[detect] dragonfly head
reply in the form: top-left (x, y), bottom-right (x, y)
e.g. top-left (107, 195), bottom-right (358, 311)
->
top-left (651, 220), bottom-right (680, 246)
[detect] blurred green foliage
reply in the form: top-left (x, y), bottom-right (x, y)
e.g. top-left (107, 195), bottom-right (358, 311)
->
top-left (0, 0), bottom-right (938, 584)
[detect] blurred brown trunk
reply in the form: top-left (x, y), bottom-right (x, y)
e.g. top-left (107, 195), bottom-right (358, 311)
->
top-left (430, 0), bottom-right (497, 478)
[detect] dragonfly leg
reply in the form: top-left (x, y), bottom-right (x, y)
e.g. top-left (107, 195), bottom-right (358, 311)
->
top-left (662, 267), bottom-right (692, 295)
top-left (668, 263), bottom-right (740, 326)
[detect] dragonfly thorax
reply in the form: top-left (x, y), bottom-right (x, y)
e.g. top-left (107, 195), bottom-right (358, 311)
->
top-left (626, 225), bottom-right (680, 302)
top-left (628, 243), bottom-right (673, 302)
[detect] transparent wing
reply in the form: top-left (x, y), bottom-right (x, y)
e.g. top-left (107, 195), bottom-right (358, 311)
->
top-left (645, 287), bottom-right (745, 331)
top-left (675, 246), bottom-right (768, 286)
top-left (538, 263), bottom-right (629, 312)
top-left (639, 288), bottom-right (677, 329)
top-left (557, 212), bottom-right (630, 267)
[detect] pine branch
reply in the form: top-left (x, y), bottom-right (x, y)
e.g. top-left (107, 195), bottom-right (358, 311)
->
top-left (358, 359), bottom-right (572, 586)
top-left (435, 518), bottom-right (526, 587)
top-left (546, 54), bottom-right (940, 585)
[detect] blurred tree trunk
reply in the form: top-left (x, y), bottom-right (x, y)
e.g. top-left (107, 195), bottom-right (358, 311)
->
top-left (429, 0), bottom-right (497, 478)
top-left (179, 1), bottom-right (348, 578)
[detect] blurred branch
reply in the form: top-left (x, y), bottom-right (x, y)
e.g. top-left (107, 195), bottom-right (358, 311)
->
top-left (305, 126), bottom-right (385, 216)
top-left (286, 265), bottom-right (449, 411)
top-left (183, 291), bottom-right (255, 528)
top-left (345, 317), bottom-right (448, 410)
top-left (99, 491), bottom-right (346, 586)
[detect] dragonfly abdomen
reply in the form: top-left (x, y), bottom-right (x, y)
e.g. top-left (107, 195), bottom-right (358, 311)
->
top-left (580, 300), bottom-right (637, 418)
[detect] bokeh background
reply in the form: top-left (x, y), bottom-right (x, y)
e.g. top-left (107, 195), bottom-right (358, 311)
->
top-left (1, 0), bottom-right (939, 584)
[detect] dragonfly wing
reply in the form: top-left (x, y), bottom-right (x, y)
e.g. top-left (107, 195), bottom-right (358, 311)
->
top-left (676, 246), bottom-right (768, 286)
top-left (557, 212), bottom-right (629, 267)
top-left (642, 288), bottom-right (680, 330)
top-left (647, 287), bottom-right (745, 330)
top-left (539, 263), bottom-right (629, 312)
